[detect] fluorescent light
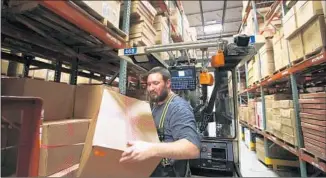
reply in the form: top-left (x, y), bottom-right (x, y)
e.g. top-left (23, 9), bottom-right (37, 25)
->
top-left (205, 20), bottom-right (217, 25)
top-left (204, 24), bottom-right (223, 34)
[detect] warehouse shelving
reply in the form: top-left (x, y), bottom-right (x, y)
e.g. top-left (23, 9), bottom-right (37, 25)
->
top-left (236, 0), bottom-right (326, 176)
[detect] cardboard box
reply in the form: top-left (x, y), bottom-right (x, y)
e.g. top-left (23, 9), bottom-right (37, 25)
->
top-left (302, 15), bottom-right (326, 55)
top-left (283, 7), bottom-right (298, 39)
top-left (40, 119), bottom-right (91, 146)
top-left (295, 0), bottom-right (323, 29)
top-left (1, 78), bottom-right (75, 121)
top-left (77, 86), bottom-right (161, 177)
top-left (280, 109), bottom-right (295, 119)
top-left (74, 84), bottom-right (119, 119)
top-left (255, 102), bottom-right (264, 129)
top-left (288, 33), bottom-right (304, 62)
top-left (281, 125), bottom-right (296, 136)
top-left (273, 108), bottom-right (281, 115)
top-left (39, 144), bottom-right (84, 176)
top-left (279, 100), bottom-right (294, 109)
top-left (82, 1), bottom-right (121, 29)
top-left (281, 117), bottom-right (294, 127)
top-left (265, 94), bottom-right (293, 101)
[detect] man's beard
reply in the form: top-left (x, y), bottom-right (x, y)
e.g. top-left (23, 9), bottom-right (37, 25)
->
top-left (149, 87), bottom-right (169, 103)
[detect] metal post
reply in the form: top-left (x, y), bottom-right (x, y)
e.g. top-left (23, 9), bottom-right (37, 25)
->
top-left (23, 55), bottom-right (33, 77)
top-left (69, 58), bottom-right (78, 85)
top-left (119, 0), bottom-right (131, 95)
top-left (251, 0), bottom-right (269, 159)
top-left (89, 72), bottom-right (93, 84)
top-left (280, 2), bottom-right (307, 177)
top-left (237, 69), bottom-right (242, 105)
top-left (244, 62), bottom-right (250, 101)
top-left (54, 59), bottom-right (62, 82)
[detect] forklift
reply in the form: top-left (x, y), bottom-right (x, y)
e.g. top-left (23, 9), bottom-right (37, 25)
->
top-left (119, 34), bottom-right (261, 177)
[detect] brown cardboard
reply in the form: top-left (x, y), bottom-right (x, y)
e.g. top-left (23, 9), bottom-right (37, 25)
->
top-left (1, 78), bottom-right (75, 121)
top-left (39, 144), bottom-right (84, 176)
top-left (280, 109), bottom-right (295, 119)
top-left (77, 86), bottom-right (161, 177)
top-left (73, 84), bottom-right (119, 119)
top-left (41, 119), bottom-right (91, 146)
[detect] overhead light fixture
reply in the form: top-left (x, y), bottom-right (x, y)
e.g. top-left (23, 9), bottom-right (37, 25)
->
top-left (204, 24), bottom-right (223, 34)
top-left (205, 20), bottom-right (217, 25)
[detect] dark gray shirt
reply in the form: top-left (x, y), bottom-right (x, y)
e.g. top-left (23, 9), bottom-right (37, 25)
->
top-left (151, 95), bottom-right (201, 149)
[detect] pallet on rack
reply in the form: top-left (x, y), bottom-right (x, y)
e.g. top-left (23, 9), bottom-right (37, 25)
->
top-left (265, 131), bottom-right (297, 150)
top-left (273, 65), bottom-right (290, 75)
top-left (301, 148), bottom-right (326, 163)
top-left (71, 1), bottom-right (128, 42)
top-left (291, 48), bottom-right (326, 66)
top-left (258, 157), bottom-right (300, 171)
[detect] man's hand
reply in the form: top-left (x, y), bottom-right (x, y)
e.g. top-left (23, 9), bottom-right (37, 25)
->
top-left (119, 141), bottom-right (157, 163)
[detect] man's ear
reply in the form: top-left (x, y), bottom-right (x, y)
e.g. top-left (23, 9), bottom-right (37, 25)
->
top-left (166, 79), bottom-right (171, 88)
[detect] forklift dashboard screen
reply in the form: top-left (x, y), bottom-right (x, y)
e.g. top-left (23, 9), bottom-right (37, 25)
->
top-left (169, 66), bottom-right (196, 90)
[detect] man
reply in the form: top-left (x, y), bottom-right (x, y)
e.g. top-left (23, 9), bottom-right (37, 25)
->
top-left (119, 67), bottom-right (201, 177)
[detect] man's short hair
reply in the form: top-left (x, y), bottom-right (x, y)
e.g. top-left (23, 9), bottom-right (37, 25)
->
top-left (146, 67), bottom-right (171, 82)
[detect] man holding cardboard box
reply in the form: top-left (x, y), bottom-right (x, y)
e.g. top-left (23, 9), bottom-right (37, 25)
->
top-left (120, 67), bottom-right (201, 177)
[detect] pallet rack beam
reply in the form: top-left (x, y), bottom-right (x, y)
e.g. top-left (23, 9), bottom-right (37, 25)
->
top-left (39, 1), bottom-right (126, 49)
top-left (240, 51), bottom-right (326, 94)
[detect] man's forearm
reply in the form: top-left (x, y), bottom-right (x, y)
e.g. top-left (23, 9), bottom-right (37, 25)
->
top-left (152, 139), bottom-right (200, 160)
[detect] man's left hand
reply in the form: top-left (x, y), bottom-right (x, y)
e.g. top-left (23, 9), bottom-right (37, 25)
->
top-left (119, 141), bottom-right (156, 163)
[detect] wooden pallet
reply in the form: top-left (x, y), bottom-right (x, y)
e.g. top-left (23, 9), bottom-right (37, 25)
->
top-left (71, 1), bottom-right (128, 42)
top-left (273, 65), bottom-right (290, 75)
top-left (258, 157), bottom-right (300, 171)
top-left (301, 148), bottom-right (326, 163)
top-left (291, 47), bottom-right (325, 66)
top-left (265, 131), bottom-right (297, 149)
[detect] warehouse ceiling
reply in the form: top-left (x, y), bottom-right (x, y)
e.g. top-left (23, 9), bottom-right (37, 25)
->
top-left (182, 0), bottom-right (243, 39)
top-left (182, 0), bottom-right (243, 59)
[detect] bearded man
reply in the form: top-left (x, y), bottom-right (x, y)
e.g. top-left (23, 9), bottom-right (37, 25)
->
top-left (119, 67), bottom-right (201, 177)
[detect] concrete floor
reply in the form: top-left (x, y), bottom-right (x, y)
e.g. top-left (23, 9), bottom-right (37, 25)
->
top-left (239, 141), bottom-right (301, 177)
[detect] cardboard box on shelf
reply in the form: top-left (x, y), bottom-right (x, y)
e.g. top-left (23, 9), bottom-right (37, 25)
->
top-left (280, 109), bottom-right (295, 119)
top-left (295, 0), bottom-right (324, 29)
top-left (302, 15), bottom-right (326, 56)
top-left (279, 100), bottom-right (294, 109)
top-left (288, 32), bottom-right (305, 63)
top-left (282, 7), bottom-right (298, 39)
top-left (1, 78), bottom-right (75, 121)
top-left (265, 94), bottom-right (293, 101)
top-left (76, 86), bottom-right (161, 177)
top-left (82, 1), bottom-right (121, 29)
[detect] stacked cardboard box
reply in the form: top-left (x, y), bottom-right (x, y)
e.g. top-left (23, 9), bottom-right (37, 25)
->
top-left (258, 39), bottom-right (275, 79)
top-left (39, 119), bottom-right (90, 176)
top-left (282, 1), bottom-right (325, 63)
top-left (153, 15), bottom-right (170, 60)
top-left (272, 27), bottom-right (290, 71)
top-left (248, 99), bottom-right (256, 125)
top-left (238, 106), bottom-right (249, 123)
top-left (255, 137), bottom-right (298, 163)
top-left (81, 1), bottom-right (121, 29)
top-left (1, 78), bottom-right (90, 176)
top-left (299, 92), bottom-right (326, 160)
top-left (255, 100), bottom-right (263, 130)
top-left (129, 1), bottom-right (157, 47)
top-left (265, 94), bottom-right (293, 141)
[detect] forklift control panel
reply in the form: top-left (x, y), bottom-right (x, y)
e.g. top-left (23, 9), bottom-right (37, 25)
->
top-left (169, 66), bottom-right (197, 90)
